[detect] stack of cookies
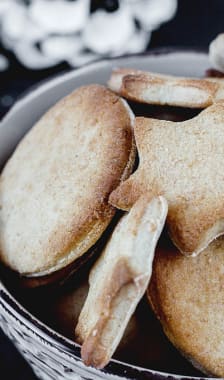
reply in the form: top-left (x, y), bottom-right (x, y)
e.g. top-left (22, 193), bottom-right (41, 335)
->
top-left (1, 67), bottom-right (224, 376)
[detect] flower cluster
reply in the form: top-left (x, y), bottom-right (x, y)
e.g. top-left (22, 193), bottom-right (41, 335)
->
top-left (0, 0), bottom-right (177, 71)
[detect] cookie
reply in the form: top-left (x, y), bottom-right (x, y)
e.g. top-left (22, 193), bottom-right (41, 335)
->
top-left (148, 237), bottom-right (224, 377)
top-left (110, 102), bottom-right (224, 255)
top-left (0, 85), bottom-right (135, 276)
top-left (75, 195), bottom-right (167, 369)
top-left (108, 68), bottom-right (224, 108)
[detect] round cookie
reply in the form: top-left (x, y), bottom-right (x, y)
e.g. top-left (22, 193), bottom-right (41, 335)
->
top-left (148, 237), bottom-right (224, 377)
top-left (0, 84), bottom-right (135, 277)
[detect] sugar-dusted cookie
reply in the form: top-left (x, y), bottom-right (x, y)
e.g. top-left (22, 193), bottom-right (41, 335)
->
top-left (0, 85), bottom-right (135, 277)
top-left (108, 67), bottom-right (224, 108)
top-left (75, 196), bottom-right (167, 369)
top-left (110, 102), bottom-right (224, 255)
top-left (148, 237), bottom-right (224, 377)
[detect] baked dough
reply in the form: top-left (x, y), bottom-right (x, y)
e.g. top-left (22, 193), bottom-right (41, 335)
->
top-left (0, 85), bottom-right (135, 276)
top-left (76, 195), bottom-right (167, 369)
top-left (110, 102), bottom-right (224, 255)
top-left (148, 236), bottom-right (224, 377)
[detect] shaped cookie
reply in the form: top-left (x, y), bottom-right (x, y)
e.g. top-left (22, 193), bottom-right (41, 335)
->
top-left (0, 85), bottom-right (135, 277)
top-left (75, 195), bottom-right (168, 369)
top-left (110, 102), bottom-right (224, 255)
top-left (108, 68), bottom-right (224, 108)
top-left (148, 237), bottom-right (224, 377)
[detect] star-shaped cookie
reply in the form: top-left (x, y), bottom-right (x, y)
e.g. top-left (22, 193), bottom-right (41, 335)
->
top-left (109, 102), bottom-right (224, 256)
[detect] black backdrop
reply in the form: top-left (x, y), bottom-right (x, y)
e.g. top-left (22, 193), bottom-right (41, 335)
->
top-left (0, 0), bottom-right (224, 378)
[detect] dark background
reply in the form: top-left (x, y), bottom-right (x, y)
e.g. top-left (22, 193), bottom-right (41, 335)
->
top-left (0, 0), bottom-right (224, 378)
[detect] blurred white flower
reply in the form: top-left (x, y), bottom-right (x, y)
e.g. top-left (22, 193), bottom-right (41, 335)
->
top-left (13, 41), bottom-right (58, 70)
top-left (0, 0), bottom-right (12, 16)
top-left (30, 0), bottom-right (89, 34)
top-left (0, 54), bottom-right (9, 71)
top-left (209, 33), bottom-right (224, 73)
top-left (1, 2), bottom-right (45, 48)
top-left (0, 0), bottom-right (177, 70)
top-left (41, 35), bottom-right (83, 61)
top-left (128, 0), bottom-right (177, 30)
top-left (83, 5), bottom-right (135, 55)
top-left (126, 29), bottom-right (151, 54)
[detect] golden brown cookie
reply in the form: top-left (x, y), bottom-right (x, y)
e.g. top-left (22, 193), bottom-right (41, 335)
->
top-left (108, 68), bottom-right (224, 108)
top-left (0, 85), bottom-right (135, 276)
top-left (148, 237), bottom-right (224, 377)
top-left (110, 102), bottom-right (224, 255)
top-left (75, 195), bottom-right (168, 369)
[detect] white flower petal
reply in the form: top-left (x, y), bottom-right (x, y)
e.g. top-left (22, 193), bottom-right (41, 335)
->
top-left (209, 33), bottom-right (224, 73)
top-left (30, 0), bottom-right (89, 34)
top-left (1, 3), bottom-right (27, 43)
top-left (111, 30), bottom-right (151, 56)
top-left (41, 35), bottom-right (83, 60)
top-left (0, 0), bottom-right (12, 17)
top-left (13, 42), bottom-right (59, 70)
top-left (0, 54), bottom-right (9, 71)
top-left (1, 2), bottom-right (46, 48)
top-left (83, 6), bottom-right (135, 55)
top-left (123, 30), bottom-right (151, 54)
top-left (128, 0), bottom-right (177, 30)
